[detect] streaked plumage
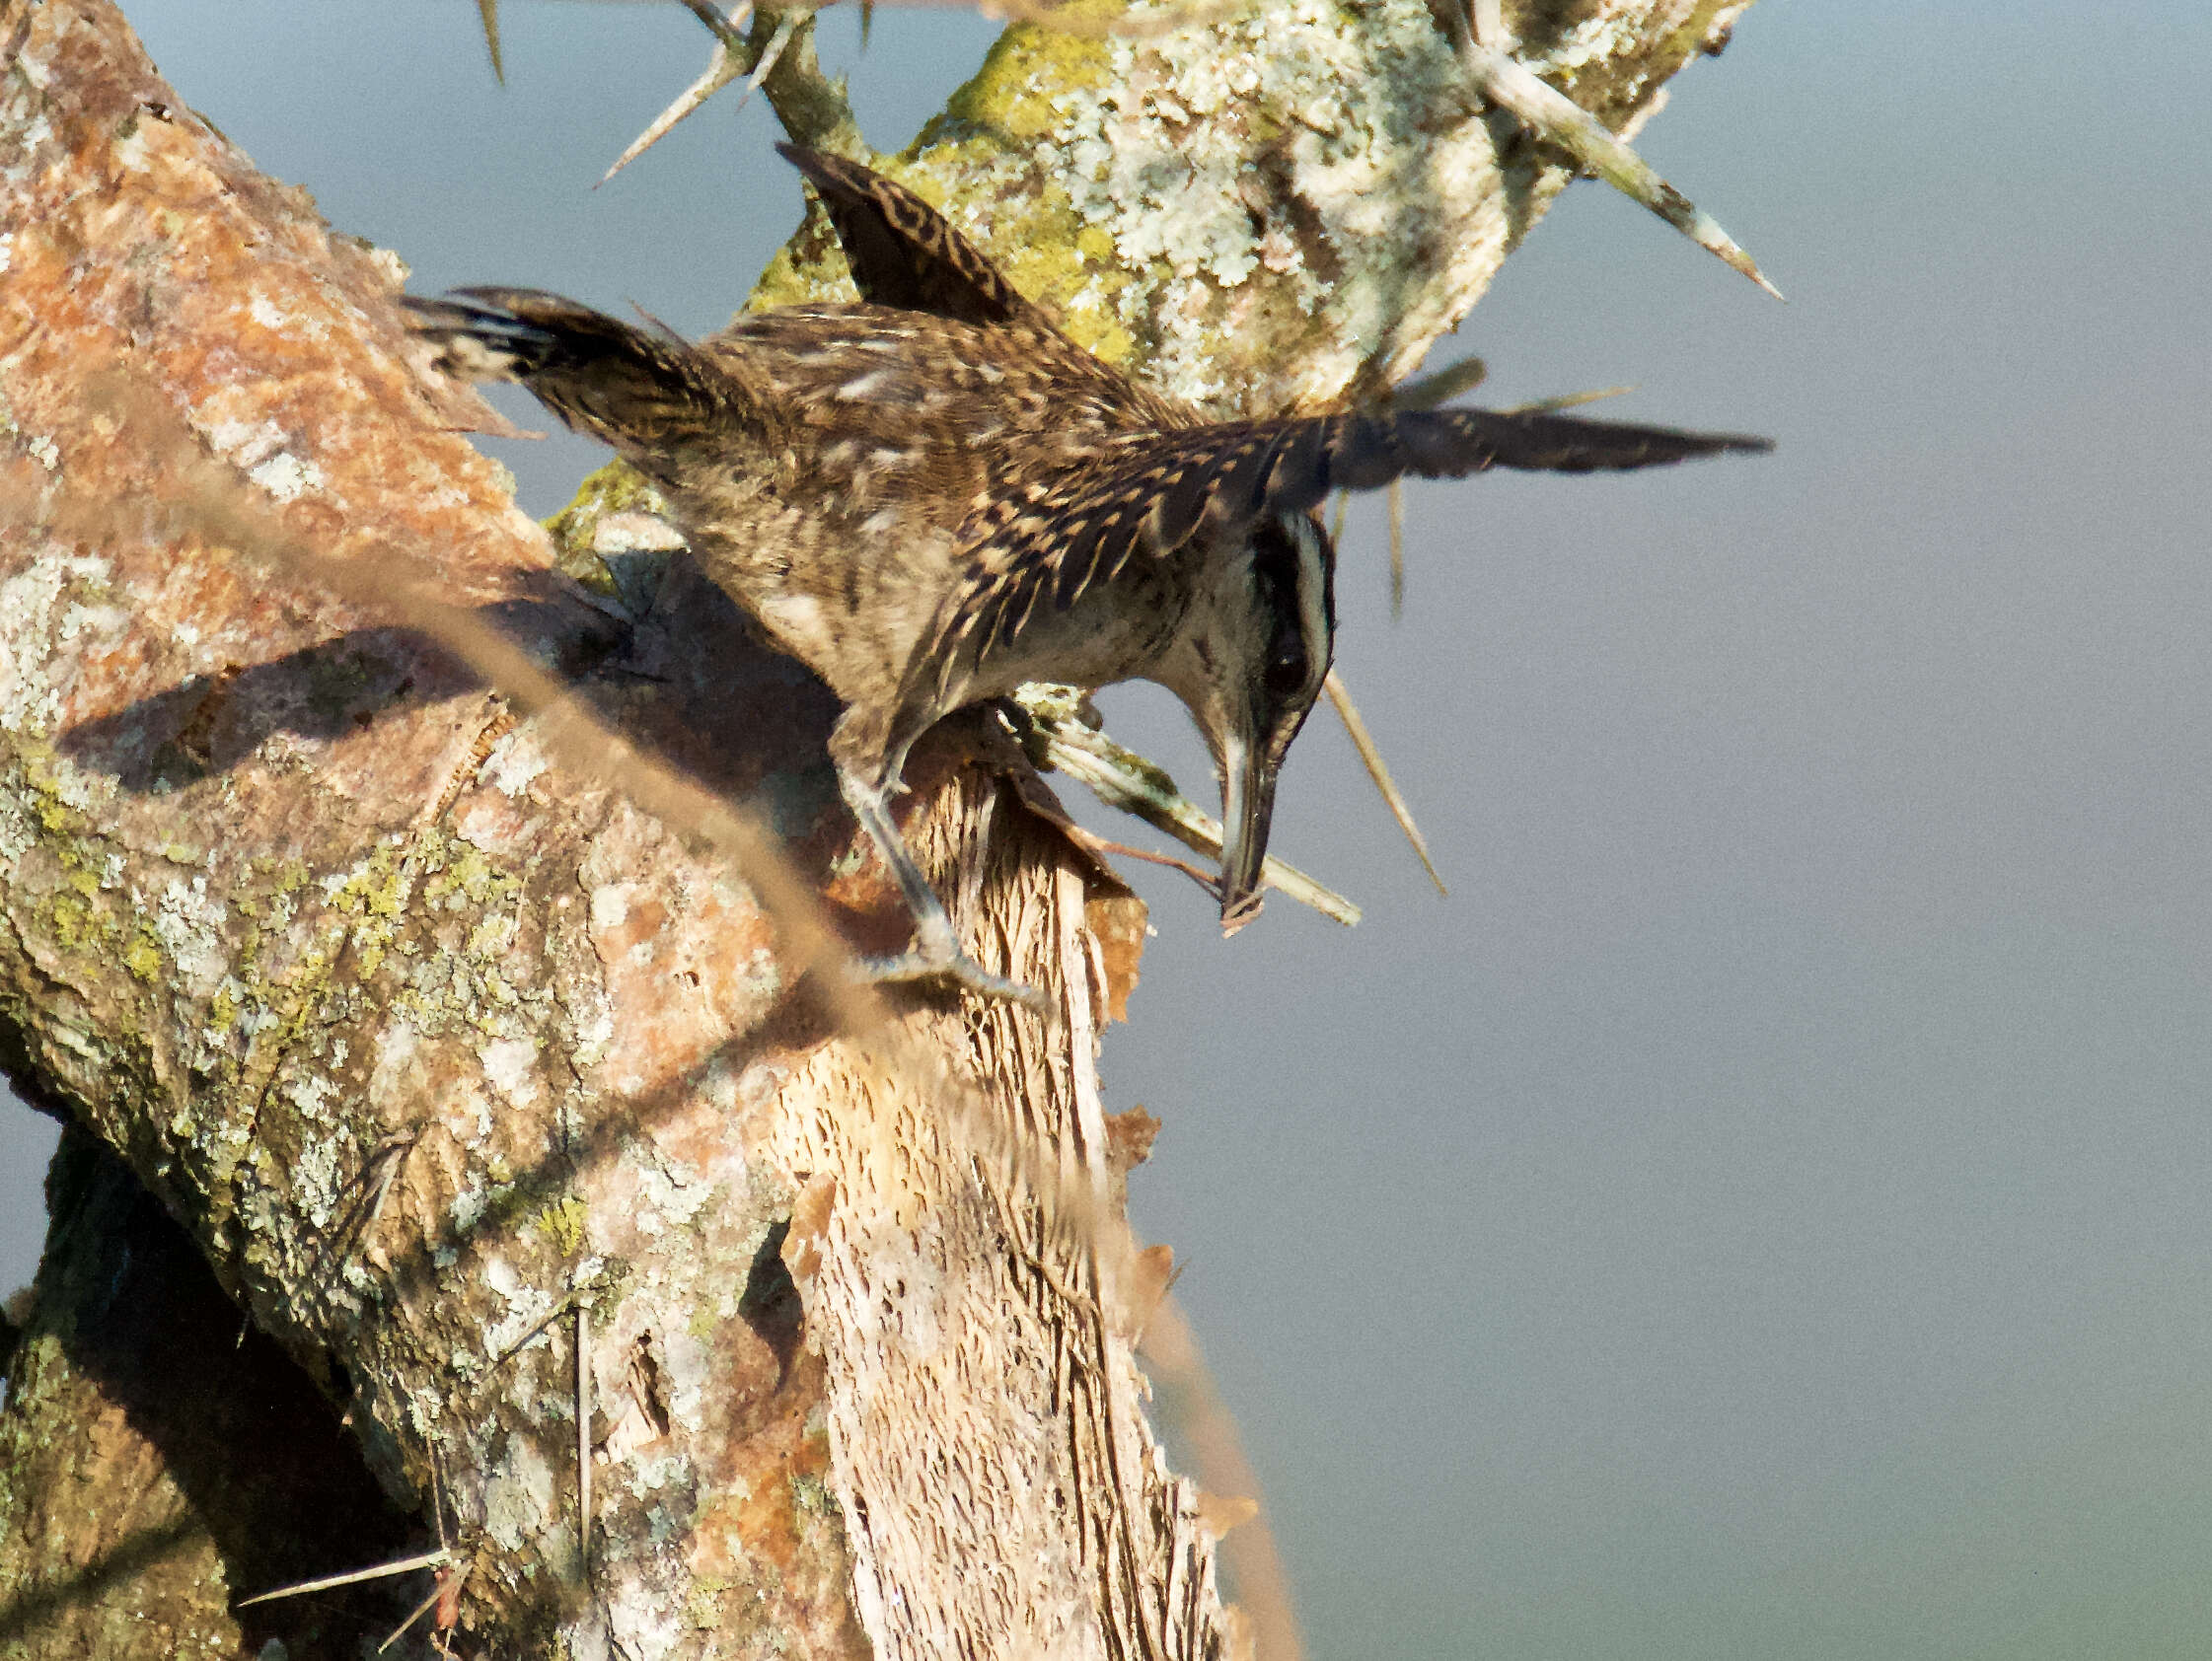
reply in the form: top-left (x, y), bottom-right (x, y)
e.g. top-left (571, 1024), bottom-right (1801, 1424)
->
top-left (407, 145), bottom-right (1771, 1005)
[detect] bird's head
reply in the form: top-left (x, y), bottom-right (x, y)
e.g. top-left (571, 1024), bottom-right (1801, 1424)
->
top-left (1159, 510), bottom-right (1336, 933)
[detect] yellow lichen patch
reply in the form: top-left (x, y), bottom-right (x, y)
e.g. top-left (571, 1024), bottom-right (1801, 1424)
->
top-left (685, 1577), bottom-right (732, 1630)
top-left (937, 19), bottom-right (1117, 141)
top-left (749, 235), bottom-right (860, 314)
top-left (18, 748), bottom-right (82, 837)
top-left (687, 1300), bottom-right (722, 1346)
top-left (537, 1194), bottom-right (588, 1258)
top-left (47, 891), bottom-right (92, 950)
top-left (543, 457), bottom-right (668, 590)
top-left (877, 138), bottom-right (1142, 366)
top-left (422, 834), bottom-right (521, 913)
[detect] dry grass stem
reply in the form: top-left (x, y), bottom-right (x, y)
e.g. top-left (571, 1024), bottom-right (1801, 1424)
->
top-left (234, 1548), bottom-right (452, 1609)
top-left (476, 0), bottom-right (504, 81)
top-left (576, 1303), bottom-right (592, 1581)
top-left (1322, 669), bottom-right (1446, 896)
top-left (1143, 1295), bottom-right (1305, 1661)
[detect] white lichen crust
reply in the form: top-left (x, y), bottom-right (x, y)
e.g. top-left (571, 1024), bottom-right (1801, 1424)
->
top-left (838, 0), bottom-right (1754, 420)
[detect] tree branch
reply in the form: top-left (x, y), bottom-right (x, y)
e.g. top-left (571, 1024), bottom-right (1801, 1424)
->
top-left (0, 0), bottom-right (1760, 1656)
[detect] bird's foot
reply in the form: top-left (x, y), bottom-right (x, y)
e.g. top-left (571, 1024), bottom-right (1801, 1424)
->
top-left (858, 944), bottom-right (1051, 1012)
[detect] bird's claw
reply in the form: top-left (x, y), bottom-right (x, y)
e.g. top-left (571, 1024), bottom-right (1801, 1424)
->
top-left (858, 946), bottom-right (1051, 1012)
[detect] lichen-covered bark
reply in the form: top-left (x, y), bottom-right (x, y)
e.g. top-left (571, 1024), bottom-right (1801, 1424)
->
top-left (754, 0), bottom-right (1753, 417)
top-left (0, 2), bottom-right (863, 1653)
top-left (0, 0), bottom-right (1755, 1657)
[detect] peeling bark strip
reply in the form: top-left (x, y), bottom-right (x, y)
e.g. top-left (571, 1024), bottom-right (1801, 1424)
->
top-left (777, 795), bottom-right (1227, 1661)
top-left (1, 0), bottom-right (1759, 1656)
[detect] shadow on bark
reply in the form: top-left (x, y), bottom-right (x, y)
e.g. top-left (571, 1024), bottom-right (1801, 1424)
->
top-left (55, 580), bottom-right (621, 797)
top-left (0, 1126), bottom-right (420, 1659)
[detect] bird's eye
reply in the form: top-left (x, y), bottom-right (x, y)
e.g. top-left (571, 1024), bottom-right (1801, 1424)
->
top-left (1264, 638), bottom-right (1308, 699)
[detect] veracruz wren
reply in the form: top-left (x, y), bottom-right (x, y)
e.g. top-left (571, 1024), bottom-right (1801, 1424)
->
top-left (406, 145), bottom-right (1771, 1007)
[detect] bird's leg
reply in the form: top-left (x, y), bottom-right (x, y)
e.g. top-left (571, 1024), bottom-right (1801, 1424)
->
top-left (836, 764), bottom-right (1050, 1011)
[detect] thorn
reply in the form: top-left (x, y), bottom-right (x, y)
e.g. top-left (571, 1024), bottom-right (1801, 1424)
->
top-left (741, 9), bottom-right (804, 103)
top-left (1387, 354), bottom-right (1488, 411)
top-left (601, 34), bottom-right (749, 186)
top-left (676, 0), bottom-right (753, 50)
top-left (1499, 384), bottom-right (1637, 415)
top-left (859, 0), bottom-right (874, 49)
top-left (605, 1), bottom-right (795, 190)
top-left (1457, 35), bottom-right (1782, 300)
top-left (972, 0), bottom-right (1247, 37)
top-left (486, 1288), bottom-right (588, 1374)
top-left (380, 1442), bottom-right (470, 1656)
top-left (1467, 0), bottom-right (1509, 49)
top-left (1323, 669), bottom-right (1447, 896)
top-left (477, 0), bottom-right (503, 84)
top-left (304, 1132), bottom-right (420, 1298)
top-left (378, 1561), bottom-right (470, 1655)
top-left (1367, 354), bottom-right (1489, 620)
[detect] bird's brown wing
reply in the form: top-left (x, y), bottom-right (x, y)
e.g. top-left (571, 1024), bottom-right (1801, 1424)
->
top-left (923, 406), bottom-right (1774, 685)
top-left (778, 144), bottom-right (1052, 332)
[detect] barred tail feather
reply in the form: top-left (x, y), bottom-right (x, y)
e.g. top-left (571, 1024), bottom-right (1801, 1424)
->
top-left (403, 287), bottom-right (745, 458)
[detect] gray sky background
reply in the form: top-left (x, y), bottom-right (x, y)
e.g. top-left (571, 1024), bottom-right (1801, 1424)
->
top-left (7, 2), bottom-right (2212, 1656)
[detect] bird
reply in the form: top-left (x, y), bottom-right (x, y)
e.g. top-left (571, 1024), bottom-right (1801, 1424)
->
top-left (406, 144), bottom-right (1771, 1008)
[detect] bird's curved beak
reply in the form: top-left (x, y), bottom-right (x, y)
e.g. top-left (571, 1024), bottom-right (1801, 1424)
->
top-left (1217, 733), bottom-right (1277, 935)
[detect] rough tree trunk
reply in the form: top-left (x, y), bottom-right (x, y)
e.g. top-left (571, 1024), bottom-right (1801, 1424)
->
top-left (0, 0), bottom-right (1752, 1656)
